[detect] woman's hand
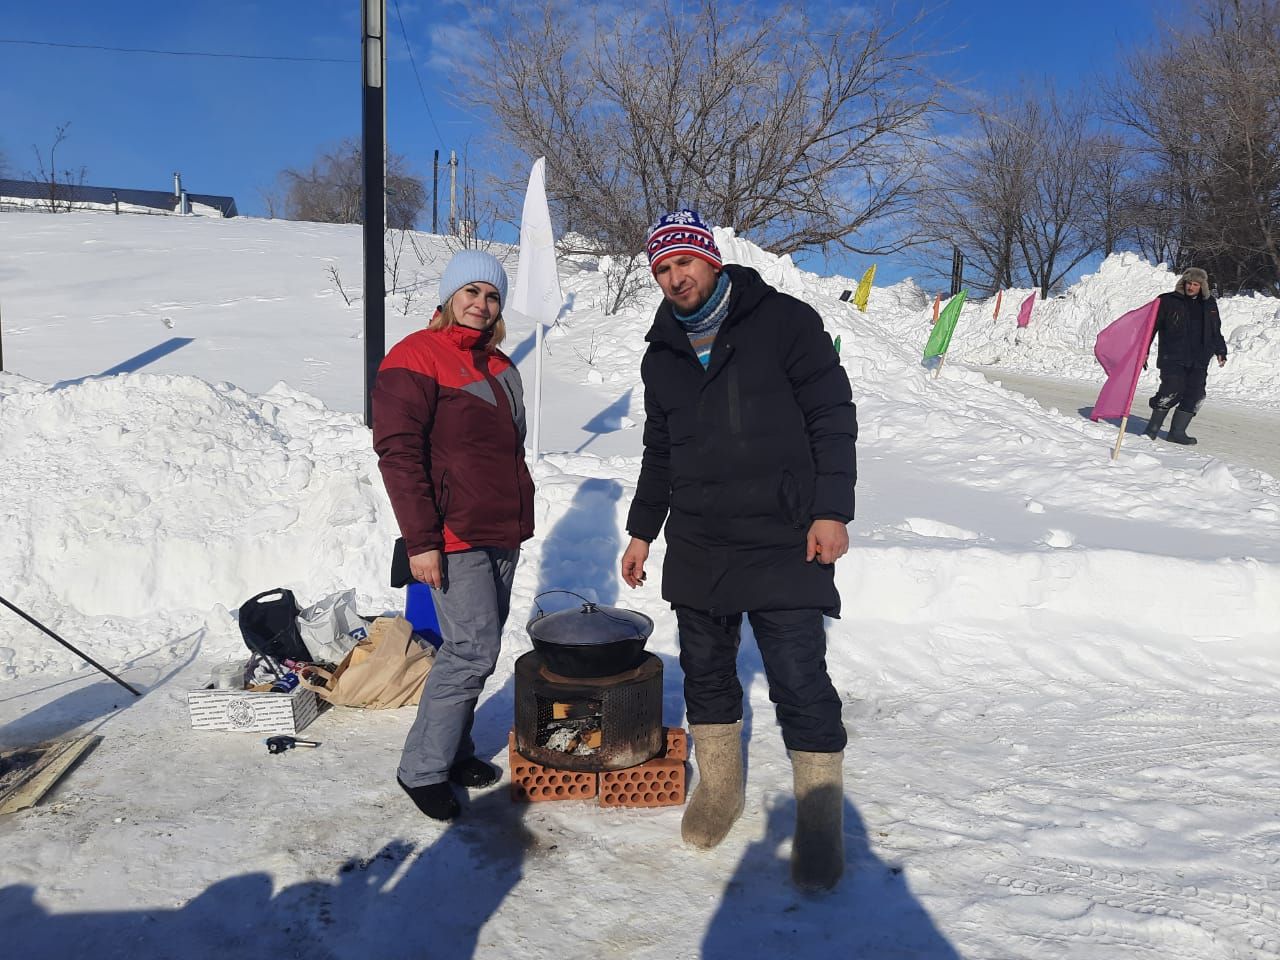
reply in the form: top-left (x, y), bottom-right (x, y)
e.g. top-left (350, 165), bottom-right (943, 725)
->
top-left (410, 549), bottom-right (444, 589)
top-left (621, 537), bottom-right (650, 589)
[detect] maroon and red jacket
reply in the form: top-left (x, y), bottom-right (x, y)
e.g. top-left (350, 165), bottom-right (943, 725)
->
top-left (372, 323), bottom-right (535, 556)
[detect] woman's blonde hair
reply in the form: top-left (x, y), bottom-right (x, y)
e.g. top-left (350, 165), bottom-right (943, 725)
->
top-left (428, 292), bottom-right (506, 350)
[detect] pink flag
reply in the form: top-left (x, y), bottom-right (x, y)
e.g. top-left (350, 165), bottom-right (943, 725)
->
top-left (1015, 292), bottom-right (1036, 328)
top-left (1090, 299), bottom-right (1159, 421)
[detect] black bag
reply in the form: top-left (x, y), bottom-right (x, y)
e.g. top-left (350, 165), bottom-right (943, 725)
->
top-left (390, 538), bottom-right (412, 589)
top-left (238, 589), bottom-right (310, 663)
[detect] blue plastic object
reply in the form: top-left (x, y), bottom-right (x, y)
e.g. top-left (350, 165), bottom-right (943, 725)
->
top-left (405, 582), bottom-right (443, 648)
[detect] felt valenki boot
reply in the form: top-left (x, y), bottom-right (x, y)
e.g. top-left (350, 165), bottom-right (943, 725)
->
top-left (1167, 410), bottom-right (1198, 445)
top-left (790, 750), bottom-right (845, 892)
top-left (681, 722), bottom-right (745, 848)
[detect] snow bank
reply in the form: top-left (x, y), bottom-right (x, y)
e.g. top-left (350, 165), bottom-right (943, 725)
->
top-left (884, 253), bottom-right (1280, 408)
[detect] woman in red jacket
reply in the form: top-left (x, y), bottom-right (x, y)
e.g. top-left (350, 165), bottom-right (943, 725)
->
top-left (373, 249), bottom-right (535, 821)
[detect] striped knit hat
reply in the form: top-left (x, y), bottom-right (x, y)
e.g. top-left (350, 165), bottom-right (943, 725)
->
top-left (646, 210), bottom-right (722, 273)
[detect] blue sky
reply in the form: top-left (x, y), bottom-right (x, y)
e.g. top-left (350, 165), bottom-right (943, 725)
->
top-left (0, 0), bottom-right (1162, 284)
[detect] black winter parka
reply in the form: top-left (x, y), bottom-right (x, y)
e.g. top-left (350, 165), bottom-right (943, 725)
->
top-left (1151, 291), bottom-right (1227, 367)
top-left (625, 265), bottom-right (857, 617)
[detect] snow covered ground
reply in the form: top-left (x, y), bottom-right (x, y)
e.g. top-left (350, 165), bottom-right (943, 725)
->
top-left (2, 211), bottom-right (1279, 959)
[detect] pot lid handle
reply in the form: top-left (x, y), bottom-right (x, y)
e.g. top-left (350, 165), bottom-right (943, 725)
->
top-left (530, 588), bottom-right (597, 623)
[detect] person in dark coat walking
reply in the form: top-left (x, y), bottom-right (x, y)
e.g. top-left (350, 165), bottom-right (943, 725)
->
top-left (1143, 267), bottom-right (1228, 444)
top-left (619, 210), bottom-right (857, 891)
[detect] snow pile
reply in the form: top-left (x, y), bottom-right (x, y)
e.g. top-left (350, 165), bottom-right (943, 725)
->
top-left (0, 374), bottom-right (402, 679)
top-left (877, 252), bottom-right (1280, 408)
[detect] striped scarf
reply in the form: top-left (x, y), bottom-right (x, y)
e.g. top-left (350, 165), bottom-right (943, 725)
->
top-left (673, 271), bottom-right (731, 369)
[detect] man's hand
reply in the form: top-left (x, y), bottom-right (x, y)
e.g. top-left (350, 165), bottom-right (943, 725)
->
top-left (1218, 355), bottom-right (1227, 367)
top-left (621, 537), bottom-right (650, 589)
top-left (806, 519), bottom-right (849, 564)
top-left (409, 549), bottom-right (443, 589)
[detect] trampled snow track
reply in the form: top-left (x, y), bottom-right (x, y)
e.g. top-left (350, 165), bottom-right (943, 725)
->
top-left (850, 683), bottom-right (1280, 959)
top-left (986, 858), bottom-right (1280, 959)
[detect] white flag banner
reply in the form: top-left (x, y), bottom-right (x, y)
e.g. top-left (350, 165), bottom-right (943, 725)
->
top-left (511, 157), bottom-right (563, 461)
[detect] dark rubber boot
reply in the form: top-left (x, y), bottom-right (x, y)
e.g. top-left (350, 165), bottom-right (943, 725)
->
top-left (398, 776), bottom-right (461, 821)
top-left (1167, 410), bottom-right (1197, 445)
top-left (1143, 407), bottom-right (1169, 440)
top-left (449, 756), bottom-right (501, 788)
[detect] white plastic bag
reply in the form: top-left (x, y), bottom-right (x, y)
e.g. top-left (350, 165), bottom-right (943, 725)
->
top-left (297, 589), bottom-right (366, 664)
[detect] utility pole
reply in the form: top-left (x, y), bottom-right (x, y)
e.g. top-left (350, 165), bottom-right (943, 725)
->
top-left (950, 246), bottom-right (965, 297)
top-left (432, 149), bottom-right (439, 234)
top-left (361, 0), bottom-right (386, 429)
top-left (449, 150), bottom-right (458, 235)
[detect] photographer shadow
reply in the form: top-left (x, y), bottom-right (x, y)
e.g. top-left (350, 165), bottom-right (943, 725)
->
top-left (702, 795), bottom-right (960, 958)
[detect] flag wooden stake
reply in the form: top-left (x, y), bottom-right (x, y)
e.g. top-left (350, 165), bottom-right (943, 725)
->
top-left (931, 293), bottom-right (941, 325)
top-left (933, 352), bottom-right (948, 379)
top-left (1111, 416), bottom-right (1128, 460)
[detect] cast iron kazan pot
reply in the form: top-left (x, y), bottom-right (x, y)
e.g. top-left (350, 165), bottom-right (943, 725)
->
top-left (526, 594), bottom-right (654, 679)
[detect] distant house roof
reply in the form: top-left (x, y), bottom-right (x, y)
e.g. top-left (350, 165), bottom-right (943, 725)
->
top-left (0, 178), bottom-right (237, 217)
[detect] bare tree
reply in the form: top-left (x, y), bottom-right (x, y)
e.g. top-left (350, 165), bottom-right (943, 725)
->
top-left (1017, 92), bottom-right (1098, 296)
top-left (1113, 0), bottom-right (1280, 293)
top-left (258, 183), bottom-right (284, 219)
top-left (915, 96), bottom-right (1040, 294)
top-left (281, 138), bottom-right (427, 229)
top-left (441, 160), bottom-right (506, 253)
top-left (27, 123), bottom-right (87, 213)
top-left (1081, 133), bottom-right (1137, 258)
top-left (916, 88), bottom-right (1108, 297)
top-left (464, 0), bottom-right (941, 265)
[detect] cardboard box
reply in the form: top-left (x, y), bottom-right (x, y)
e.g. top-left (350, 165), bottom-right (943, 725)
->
top-left (187, 684), bottom-right (318, 734)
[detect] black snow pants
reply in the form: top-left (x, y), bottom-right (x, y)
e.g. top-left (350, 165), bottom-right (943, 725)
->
top-left (1150, 361), bottom-right (1209, 414)
top-left (675, 605), bottom-right (847, 753)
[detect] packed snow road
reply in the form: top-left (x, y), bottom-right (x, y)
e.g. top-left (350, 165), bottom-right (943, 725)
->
top-left (972, 366), bottom-right (1280, 479)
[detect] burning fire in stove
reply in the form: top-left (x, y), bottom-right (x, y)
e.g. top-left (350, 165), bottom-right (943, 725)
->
top-left (513, 652), bottom-right (663, 772)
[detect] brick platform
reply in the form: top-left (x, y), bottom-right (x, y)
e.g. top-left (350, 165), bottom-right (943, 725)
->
top-left (508, 733), bottom-right (597, 802)
top-left (507, 727), bottom-right (687, 808)
top-left (599, 758), bottom-right (686, 808)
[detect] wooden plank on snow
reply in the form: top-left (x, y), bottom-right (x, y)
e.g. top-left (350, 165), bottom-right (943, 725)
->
top-left (0, 734), bottom-right (102, 815)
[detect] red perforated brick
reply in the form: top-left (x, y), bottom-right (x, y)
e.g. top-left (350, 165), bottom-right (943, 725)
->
top-left (508, 732), bottom-right (597, 802)
top-left (599, 757), bottom-right (686, 808)
top-left (663, 727), bottom-right (688, 761)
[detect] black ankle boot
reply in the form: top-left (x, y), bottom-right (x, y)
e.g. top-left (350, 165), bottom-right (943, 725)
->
top-left (397, 776), bottom-right (460, 821)
top-left (1167, 410), bottom-right (1197, 445)
top-left (449, 756), bottom-right (501, 788)
top-left (1143, 407), bottom-right (1169, 439)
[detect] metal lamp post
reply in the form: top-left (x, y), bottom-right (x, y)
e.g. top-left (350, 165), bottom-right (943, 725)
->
top-left (362, 0), bottom-right (386, 428)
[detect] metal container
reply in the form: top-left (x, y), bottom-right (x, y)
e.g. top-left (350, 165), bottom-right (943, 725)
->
top-left (513, 651), bottom-right (664, 771)
top-left (526, 598), bottom-right (654, 679)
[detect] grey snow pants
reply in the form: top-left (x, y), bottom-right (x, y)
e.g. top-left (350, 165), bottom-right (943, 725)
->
top-left (397, 547), bottom-right (519, 787)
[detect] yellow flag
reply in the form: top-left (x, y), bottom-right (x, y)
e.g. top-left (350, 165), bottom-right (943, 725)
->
top-left (853, 264), bottom-right (876, 311)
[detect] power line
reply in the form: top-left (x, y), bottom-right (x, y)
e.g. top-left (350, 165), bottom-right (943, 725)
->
top-left (391, 0), bottom-right (445, 145)
top-left (0, 37), bottom-right (355, 64)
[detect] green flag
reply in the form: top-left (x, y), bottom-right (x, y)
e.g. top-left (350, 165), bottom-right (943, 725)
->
top-left (923, 290), bottom-right (967, 360)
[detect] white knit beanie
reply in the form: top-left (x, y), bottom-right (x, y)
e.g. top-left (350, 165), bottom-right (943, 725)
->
top-left (438, 250), bottom-right (509, 307)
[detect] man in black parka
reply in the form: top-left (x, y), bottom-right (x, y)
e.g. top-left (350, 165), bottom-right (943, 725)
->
top-left (620, 210), bottom-right (857, 891)
top-left (1143, 266), bottom-right (1228, 444)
